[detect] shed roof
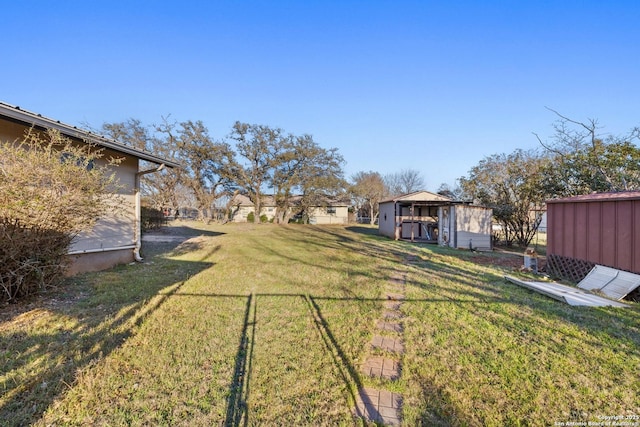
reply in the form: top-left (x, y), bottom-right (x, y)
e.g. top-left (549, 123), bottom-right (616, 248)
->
top-left (547, 191), bottom-right (640, 204)
top-left (0, 101), bottom-right (179, 168)
top-left (380, 190), bottom-right (452, 204)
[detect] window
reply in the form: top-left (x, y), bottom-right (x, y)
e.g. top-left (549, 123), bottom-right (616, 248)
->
top-left (326, 206), bottom-right (336, 214)
top-left (60, 152), bottom-right (94, 170)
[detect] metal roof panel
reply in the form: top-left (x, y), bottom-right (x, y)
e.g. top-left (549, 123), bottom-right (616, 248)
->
top-left (578, 265), bottom-right (640, 300)
top-left (505, 276), bottom-right (629, 307)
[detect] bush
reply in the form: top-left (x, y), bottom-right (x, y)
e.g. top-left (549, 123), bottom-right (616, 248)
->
top-left (0, 218), bottom-right (73, 301)
top-left (246, 211), bottom-right (255, 223)
top-left (141, 206), bottom-right (166, 231)
top-left (0, 129), bottom-right (122, 301)
top-left (260, 214), bottom-right (269, 223)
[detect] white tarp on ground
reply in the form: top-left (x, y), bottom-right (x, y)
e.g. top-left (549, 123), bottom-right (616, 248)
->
top-left (577, 265), bottom-right (640, 300)
top-left (504, 276), bottom-right (629, 307)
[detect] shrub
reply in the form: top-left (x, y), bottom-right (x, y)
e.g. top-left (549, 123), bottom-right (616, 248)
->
top-left (0, 218), bottom-right (73, 300)
top-left (141, 206), bottom-right (166, 231)
top-left (260, 214), bottom-right (268, 223)
top-left (0, 129), bottom-right (123, 301)
top-left (246, 211), bottom-right (255, 222)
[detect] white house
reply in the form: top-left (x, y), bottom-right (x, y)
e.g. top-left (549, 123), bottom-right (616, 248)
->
top-left (229, 194), bottom-right (349, 224)
top-left (0, 101), bottom-right (179, 274)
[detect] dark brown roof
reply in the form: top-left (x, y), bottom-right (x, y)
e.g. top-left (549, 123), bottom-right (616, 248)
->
top-left (547, 191), bottom-right (640, 204)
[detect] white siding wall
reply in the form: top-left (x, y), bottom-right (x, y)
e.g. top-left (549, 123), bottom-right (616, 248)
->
top-left (309, 206), bottom-right (348, 224)
top-left (70, 153), bottom-right (138, 253)
top-left (378, 202), bottom-right (397, 238)
top-left (452, 205), bottom-right (492, 251)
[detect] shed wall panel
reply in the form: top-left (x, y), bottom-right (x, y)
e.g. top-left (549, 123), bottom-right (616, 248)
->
top-left (562, 203), bottom-right (576, 258)
top-left (548, 196), bottom-right (640, 275)
top-left (378, 202), bottom-right (396, 238)
top-left (587, 203), bottom-right (601, 263)
top-left (601, 202), bottom-right (617, 267)
top-left (634, 204), bottom-right (640, 272)
top-left (616, 201), bottom-right (633, 271)
top-left (574, 204), bottom-right (588, 261)
top-left (547, 204), bottom-right (559, 254)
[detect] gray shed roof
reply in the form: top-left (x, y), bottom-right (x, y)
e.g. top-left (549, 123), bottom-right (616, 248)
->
top-left (380, 190), bottom-right (453, 204)
top-left (0, 101), bottom-right (180, 168)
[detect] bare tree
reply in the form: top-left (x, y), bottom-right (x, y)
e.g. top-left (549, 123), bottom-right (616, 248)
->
top-left (384, 169), bottom-right (425, 197)
top-left (534, 108), bottom-right (640, 196)
top-left (101, 118), bottom-right (182, 212)
top-left (350, 171), bottom-right (386, 224)
top-left (436, 182), bottom-right (463, 200)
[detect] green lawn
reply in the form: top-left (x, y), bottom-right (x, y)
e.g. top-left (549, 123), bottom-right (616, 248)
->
top-left (1, 222), bottom-right (638, 426)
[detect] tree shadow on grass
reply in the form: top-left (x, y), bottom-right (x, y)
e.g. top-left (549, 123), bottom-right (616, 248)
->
top-left (345, 225), bottom-right (380, 237)
top-left (0, 245), bottom-right (215, 426)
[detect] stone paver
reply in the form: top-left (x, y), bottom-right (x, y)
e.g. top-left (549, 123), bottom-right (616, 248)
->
top-left (355, 265), bottom-right (407, 425)
top-left (376, 319), bottom-right (403, 333)
top-left (383, 310), bottom-right (403, 320)
top-left (384, 300), bottom-right (402, 311)
top-left (386, 292), bottom-right (405, 301)
top-left (371, 335), bottom-right (404, 353)
top-left (355, 387), bottom-right (402, 426)
top-left (389, 276), bottom-right (405, 286)
top-left (360, 355), bottom-right (400, 380)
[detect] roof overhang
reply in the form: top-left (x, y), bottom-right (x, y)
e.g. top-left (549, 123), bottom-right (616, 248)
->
top-left (546, 191), bottom-right (640, 204)
top-left (0, 101), bottom-right (180, 168)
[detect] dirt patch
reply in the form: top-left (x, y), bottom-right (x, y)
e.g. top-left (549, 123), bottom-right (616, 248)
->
top-left (468, 251), bottom-right (547, 272)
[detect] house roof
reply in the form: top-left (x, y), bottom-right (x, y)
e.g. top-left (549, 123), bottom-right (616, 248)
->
top-left (380, 190), bottom-right (453, 204)
top-left (231, 194), bottom-right (350, 207)
top-left (0, 101), bottom-right (180, 168)
top-left (546, 191), bottom-right (640, 204)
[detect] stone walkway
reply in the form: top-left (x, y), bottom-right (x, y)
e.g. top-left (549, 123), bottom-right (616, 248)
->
top-left (355, 264), bottom-right (409, 426)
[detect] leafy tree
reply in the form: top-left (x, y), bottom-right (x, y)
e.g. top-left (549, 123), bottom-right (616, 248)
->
top-left (272, 134), bottom-right (346, 223)
top-left (459, 149), bottom-right (549, 246)
top-left (350, 171), bottom-right (386, 225)
top-left (175, 120), bottom-right (235, 223)
top-left (0, 129), bottom-right (123, 300)
top-left (229, 122), bottom-right (284, 223)
top-left (535, 108), bottom-right (640, 196)
top-left (384, 169), bottom-right (425, 197)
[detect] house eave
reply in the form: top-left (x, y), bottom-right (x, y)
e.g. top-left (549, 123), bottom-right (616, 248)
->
top-left (0, 101), bottom-right (180, 168)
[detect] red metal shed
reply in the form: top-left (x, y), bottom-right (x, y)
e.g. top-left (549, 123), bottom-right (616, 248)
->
top-left (546, 191), bottom-right (640, 281)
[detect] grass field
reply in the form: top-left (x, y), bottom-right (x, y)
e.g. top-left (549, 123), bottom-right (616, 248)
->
top-left (1, 222), bottom-right (638, 426)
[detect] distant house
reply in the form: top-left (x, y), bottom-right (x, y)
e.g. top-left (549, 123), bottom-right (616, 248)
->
top-left (546, 191), bottom-right (640, 281)
top-left (229, 194), bottom-right (349, 224)
top-left (378, 191), bottom-right (493, 251)
top-left (0, 102), bottom-right (179, 274)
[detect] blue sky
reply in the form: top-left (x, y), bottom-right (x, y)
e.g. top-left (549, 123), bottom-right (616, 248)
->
top-left (3, 1), bottom-right (639, 190)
